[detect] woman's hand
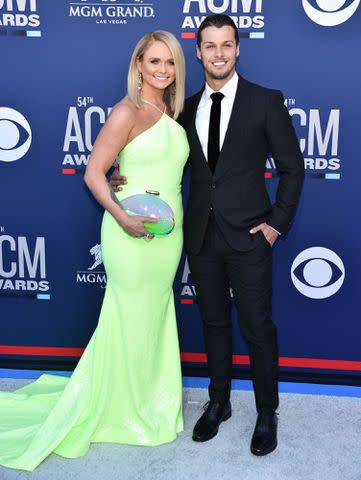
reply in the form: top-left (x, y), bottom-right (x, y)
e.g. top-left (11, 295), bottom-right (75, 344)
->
top-left (118, 214), bottom-right (157, 238)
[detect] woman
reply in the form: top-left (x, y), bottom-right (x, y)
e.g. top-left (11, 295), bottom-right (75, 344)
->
top-left (0, 31), bottom-right (189, 471)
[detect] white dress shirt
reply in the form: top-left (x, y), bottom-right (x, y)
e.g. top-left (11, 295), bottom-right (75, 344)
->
top-left (195, 71), bottom-right (238, 161)
top-left (195, 71), bottom-right (280, 236)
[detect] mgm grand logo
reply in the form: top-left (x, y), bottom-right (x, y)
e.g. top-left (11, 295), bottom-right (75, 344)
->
top-left (76, 243), bottom-right (106, 287)
top-left (68, 0), bottom-right (155, 25)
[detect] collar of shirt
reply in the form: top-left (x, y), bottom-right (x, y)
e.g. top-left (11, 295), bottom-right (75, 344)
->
top-left (195, 71), bottom-right (239, 161)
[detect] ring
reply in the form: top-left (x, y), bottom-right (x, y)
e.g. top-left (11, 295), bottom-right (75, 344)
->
top-left (143, 233), bottom-right (152, 239)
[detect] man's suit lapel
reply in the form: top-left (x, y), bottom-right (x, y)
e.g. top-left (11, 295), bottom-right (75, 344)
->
top-left (214, 75), bottom-right (251, 180)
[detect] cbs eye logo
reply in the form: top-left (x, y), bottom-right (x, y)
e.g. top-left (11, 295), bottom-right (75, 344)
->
top-left (0, 107), bottom-right (32, 163)
top-left (302, 0), bottom-right (360, 26)
top-left (291, 247), bottom-right (345, 299)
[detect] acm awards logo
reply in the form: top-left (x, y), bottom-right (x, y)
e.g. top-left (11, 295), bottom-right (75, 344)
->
top-left (68, 0), bottom-right (155, 25)
top-left (62, 97), bottom-right (111, 172)
top-left (291, 247), bottom-right (345, 299)
top-left (0, 0), bottom-right (41, 33)
top-left (302, 0), bottom-right (360, 26)
top-left (0, 228), bottom-right (50, 299)
top-left (182, 0), bottom-right (264, 31)
top-left (0, 107), bottom-right (32, 162)
top-left (76, 243), bottom-right (107, 287)
top-left (179, 257), bottom-right (196, 301)
top-left (267, 100), bottom-right (341, 177)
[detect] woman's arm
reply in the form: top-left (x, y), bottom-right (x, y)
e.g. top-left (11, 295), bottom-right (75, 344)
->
top-left (84, 101), bottom-right (155, 237)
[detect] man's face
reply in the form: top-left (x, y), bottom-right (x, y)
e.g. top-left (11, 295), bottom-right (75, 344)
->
top-left (196, 26), bottom-right (239, 82)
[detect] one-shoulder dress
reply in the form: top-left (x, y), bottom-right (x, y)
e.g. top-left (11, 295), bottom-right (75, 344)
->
top-left (0, 110), bottom-right (190, 471)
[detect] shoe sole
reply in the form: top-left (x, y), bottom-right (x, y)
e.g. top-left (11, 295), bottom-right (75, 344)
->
top-left (192, 410), bottom-right (232, 442)
top-left (251, 441), bottom-right (277, 456)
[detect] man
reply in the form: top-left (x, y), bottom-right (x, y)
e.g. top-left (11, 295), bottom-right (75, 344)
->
top-left (111, 14), bottom-right (304, 455)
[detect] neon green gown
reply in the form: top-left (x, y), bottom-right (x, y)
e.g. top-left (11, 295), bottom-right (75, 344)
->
top-left (0, 111), bottom-right (189, 471)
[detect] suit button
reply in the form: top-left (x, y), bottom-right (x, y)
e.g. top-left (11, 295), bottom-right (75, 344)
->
top-left (210, 206), bottom-right (213, 211)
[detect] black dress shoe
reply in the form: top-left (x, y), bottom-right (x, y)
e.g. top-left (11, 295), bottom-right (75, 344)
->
top-left (250, 412), bottom-right (278, 456)
top-left (192, 400), bottom-right (232, 442)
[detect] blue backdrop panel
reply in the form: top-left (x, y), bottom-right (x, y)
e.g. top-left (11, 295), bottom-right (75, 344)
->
top-left (1, 0), bottom-right (360, 382)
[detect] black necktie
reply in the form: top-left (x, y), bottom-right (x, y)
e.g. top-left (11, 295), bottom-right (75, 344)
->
top-left (207, 92), bottom-right (224, 174)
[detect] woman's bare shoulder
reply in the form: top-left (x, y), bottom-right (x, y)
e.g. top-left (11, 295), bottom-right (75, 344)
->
top-left (110, 97), bottom-right (139, 124)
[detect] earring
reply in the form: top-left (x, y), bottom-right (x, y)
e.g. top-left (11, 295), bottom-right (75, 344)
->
top-left (137, 72), bottom-right (143, 92)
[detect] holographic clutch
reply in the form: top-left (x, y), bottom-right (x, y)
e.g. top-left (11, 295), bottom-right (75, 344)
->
top-left (120, 191), bottom-right (175, 237)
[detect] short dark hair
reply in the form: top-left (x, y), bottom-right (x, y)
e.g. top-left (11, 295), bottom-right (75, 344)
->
top-left (197, 14), bottom-right (239, 47)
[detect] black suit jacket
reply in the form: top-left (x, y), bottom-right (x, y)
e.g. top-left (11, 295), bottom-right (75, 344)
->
top-left (179, 74), bottom-right (305, 254)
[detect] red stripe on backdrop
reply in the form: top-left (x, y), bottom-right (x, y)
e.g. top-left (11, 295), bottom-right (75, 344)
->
top-left (0, 346), bottom-right (361, 371)
top-left (180, 353), bottom-right (361, 371)
top-left (0, 346), bottom-right (84, 357)
top-left (181, 32), bottom-right (196, 39)
top-left (62, 169), bottom-right (77, 174)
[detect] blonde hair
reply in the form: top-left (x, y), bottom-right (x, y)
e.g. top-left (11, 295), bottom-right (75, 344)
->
top-left (127, 30), bottom-right (185, 120)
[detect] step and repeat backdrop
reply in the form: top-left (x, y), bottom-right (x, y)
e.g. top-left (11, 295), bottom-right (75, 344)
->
top-left (1, 1), bottom-right (360, 382)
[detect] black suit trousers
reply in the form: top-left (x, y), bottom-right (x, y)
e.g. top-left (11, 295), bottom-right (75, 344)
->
top-left (187, 214), bottom-right (279, 414)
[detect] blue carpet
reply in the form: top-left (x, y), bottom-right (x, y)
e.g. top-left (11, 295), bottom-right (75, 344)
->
top-left (1, 368), bottom-right (360, 398)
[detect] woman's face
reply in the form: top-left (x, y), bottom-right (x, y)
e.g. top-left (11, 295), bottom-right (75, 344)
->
top-left (138, 40), bottom-right (176, 93)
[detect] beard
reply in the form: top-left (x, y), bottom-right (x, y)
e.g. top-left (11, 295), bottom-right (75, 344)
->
top-left (203, 60), bottom-right (236, 81)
